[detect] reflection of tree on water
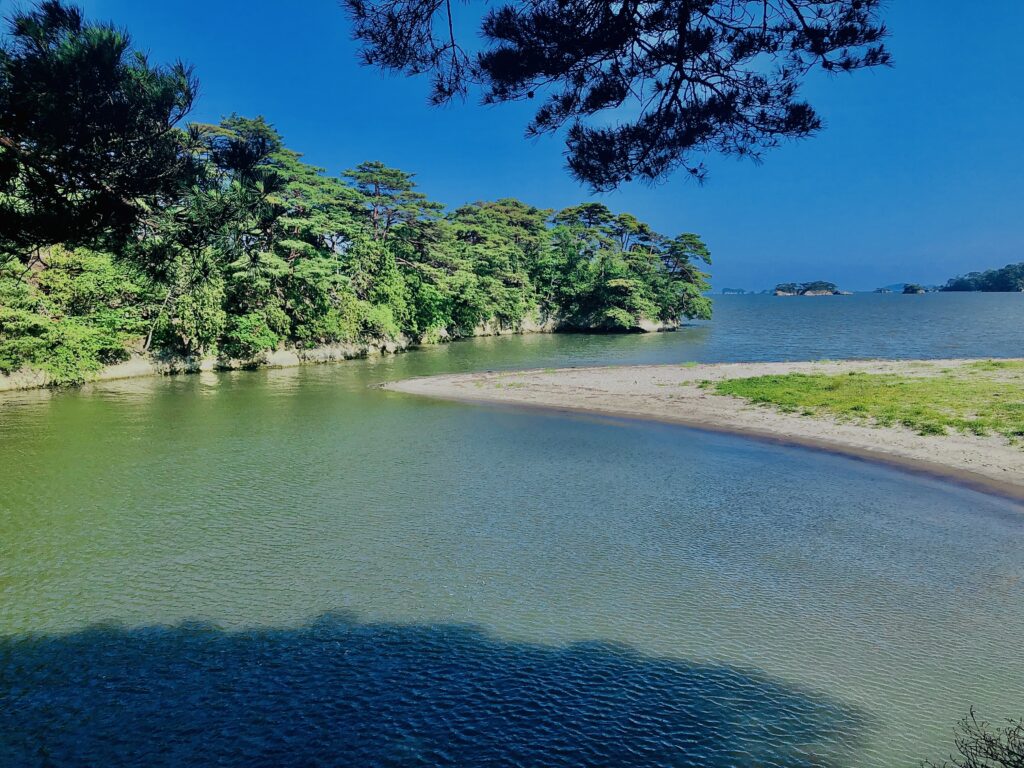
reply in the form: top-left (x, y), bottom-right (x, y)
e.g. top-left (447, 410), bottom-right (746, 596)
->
top-left (0, 613), bottom-right (864, 767)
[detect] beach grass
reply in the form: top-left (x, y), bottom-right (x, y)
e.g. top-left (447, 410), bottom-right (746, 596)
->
top-left (714, 362), bottom-right (1024, 441)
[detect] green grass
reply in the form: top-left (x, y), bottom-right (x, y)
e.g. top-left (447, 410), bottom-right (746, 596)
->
top-left (714, 363), bottom-right (1024, 441)
top-left (965, 359), bottom-right (1023, 372)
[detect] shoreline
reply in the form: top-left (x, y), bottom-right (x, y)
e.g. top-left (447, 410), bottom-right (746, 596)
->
top-left (0, 317), bottom-right (680, 393)
top-left (0, 337), bottom-right (413, 392)
top-left (383, 360), bottom-right (1024, 503)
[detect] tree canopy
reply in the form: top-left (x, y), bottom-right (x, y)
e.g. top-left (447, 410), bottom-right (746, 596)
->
top-left (0, 1), bottom-right (714, 385)
top-left (0, 1), bottom-right (196, 258)
top-left (343, 0), bottom-right (890, 190)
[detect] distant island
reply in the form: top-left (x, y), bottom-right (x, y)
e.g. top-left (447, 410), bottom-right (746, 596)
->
top-left (941, 262), bottom-right (1024, 292)
top-left (773, 281), bottom-right (850, 296)
top-left (874, 282), bottom-right (934, 294)
top-left (870, 263), bottom-right (1024, 294)
top-left (741, 268), bottom-right (1023, 297)
top-left (719, 287), bottom-right (776, 295)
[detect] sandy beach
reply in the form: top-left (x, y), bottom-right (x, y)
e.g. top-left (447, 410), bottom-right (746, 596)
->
top-left (385, 359), bottom-right (1024, 501)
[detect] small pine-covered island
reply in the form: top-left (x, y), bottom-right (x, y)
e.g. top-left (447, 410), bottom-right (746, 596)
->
top-left (772, 281), bottom-right (850, 296)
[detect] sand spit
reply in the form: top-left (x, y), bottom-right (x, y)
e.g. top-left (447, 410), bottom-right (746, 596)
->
top-left (384, 359), bottom-right (1024, 501)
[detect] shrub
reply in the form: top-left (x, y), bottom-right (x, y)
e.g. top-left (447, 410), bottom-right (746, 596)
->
top-left (221, 312), bottom-right (282, 359)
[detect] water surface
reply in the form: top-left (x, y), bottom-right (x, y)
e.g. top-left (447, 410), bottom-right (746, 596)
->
top-left (1, 294), bottom-right (1022, 766)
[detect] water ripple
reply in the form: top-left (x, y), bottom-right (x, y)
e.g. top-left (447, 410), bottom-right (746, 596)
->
top-left (0, 616), bottom-right (864, 767)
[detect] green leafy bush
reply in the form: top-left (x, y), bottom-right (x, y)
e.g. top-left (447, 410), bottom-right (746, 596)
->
top-left (221, 312), bottom-right (282, 359)
top-left (357, 302), bottom-right (401, 340)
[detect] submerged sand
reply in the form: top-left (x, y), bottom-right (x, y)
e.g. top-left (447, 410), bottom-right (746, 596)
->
top-left (384, 359), bottom-right (1024, 501)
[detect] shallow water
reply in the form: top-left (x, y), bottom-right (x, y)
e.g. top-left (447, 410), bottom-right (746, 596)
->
top-left (1, 294), bottom-right (1022, 766)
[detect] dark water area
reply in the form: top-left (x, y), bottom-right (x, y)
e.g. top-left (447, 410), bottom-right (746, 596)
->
top-left (1, 293), bottom-right (1022, 766)
top-left (1, 615), bottom-right (863, 767)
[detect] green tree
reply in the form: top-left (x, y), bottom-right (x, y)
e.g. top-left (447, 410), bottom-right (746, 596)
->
top-left (343, 161), bottom-right (443, 244)
top-left (448, 200), bottom-right (549, 326)
top-left (0, 1), bottom-right (196, 259)
top-left (656, 234), bottom-right (712, 321)
top-left (541, 203), bottom-right (711, 330)
top-left (265, 148), bottom-right (366, 346)
top-left (0, 246), bottom-right (150, 382)
top-left (136, 116), bottom-right (284, 355)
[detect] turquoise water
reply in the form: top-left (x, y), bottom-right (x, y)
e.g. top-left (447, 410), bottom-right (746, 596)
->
top-left (0, 294), bottom-right (1022, 766)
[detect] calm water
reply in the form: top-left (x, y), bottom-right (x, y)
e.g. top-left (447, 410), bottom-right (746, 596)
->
top-left (1, 294), bottom-right (1022, 767)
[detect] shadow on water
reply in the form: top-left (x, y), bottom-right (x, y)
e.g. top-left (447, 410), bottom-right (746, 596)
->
top-left (0, 613), bottom-right (865, 767)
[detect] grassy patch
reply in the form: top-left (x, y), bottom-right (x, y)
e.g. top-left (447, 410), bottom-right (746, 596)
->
top-left (714, 366), bottom-right (1024, 441)
top-left (964, 359), bottom-right (1024, 372)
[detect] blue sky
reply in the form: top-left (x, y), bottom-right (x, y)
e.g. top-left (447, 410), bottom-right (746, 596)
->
top-left (64, 0), bottom-right (1024, 290)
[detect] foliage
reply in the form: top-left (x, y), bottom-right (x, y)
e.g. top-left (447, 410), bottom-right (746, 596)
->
top-left (0, 247), bottom-right (148, 382)
top-left (343, 161), bottom-right (442, 243)
top-left (714, 363), bottom-right (1024, 442)
top-left (0, 1), bottom-right (714, 386)
top-left (221, 311), bottom-right (283, 360)
top-left (538, 203), bottom-right (711, 330)
top-left (942, 263), bottom-right (1024, 293)
top-left (924, 710), bottom-right (1024, 768)
top-left (0, 1), bottom-right (196, 259)
top-left (343, 0), bottom-right (890, 189)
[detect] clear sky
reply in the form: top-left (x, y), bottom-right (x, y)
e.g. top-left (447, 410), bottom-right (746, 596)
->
top-left (66, 0), bottom-right (1024, 290)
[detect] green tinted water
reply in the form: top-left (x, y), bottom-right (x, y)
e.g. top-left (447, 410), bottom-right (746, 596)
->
top-left (1, 294), bottom-right (1022, 766)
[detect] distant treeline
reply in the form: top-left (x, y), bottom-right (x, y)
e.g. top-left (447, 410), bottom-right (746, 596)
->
top-left (0, 3), bottom-right (711, 385)
top-left (941, 263), bottom-right (1024, 292)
